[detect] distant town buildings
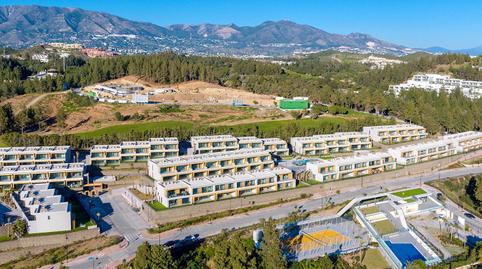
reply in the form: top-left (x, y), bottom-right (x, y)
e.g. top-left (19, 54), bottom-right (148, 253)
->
top-left (81, 48), bottom-right (116, 58)
top-left (48, 43), bottom-right (84, 50)
top-left (389, 73), bottom-right (482, 99)
top-left (12, 183), bottom-right (71, 233)
top-left (156, 167), bottom-right (295, 207)
top-left (362, 124), bottom-right (427, 144)
top-left (290, 132), bottom-right (372, 155)
top-left (359, 55), bottom-right (406, 69)
top-left (31, 53), bottom-right (49, 63)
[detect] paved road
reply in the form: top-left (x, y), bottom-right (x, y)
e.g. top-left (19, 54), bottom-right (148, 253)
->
top-left (63, 166), bottom-right (482, 269)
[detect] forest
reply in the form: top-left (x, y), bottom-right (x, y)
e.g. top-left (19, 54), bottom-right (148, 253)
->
top-left (0, 50), bottom-right (481, 140)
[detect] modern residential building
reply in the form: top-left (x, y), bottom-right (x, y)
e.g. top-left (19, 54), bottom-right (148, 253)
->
top-left (190, 135), bottom-right (239, 154)
top-left (290, 132), bottom-right (372, 155)
top-left (261, 138), bottom-right (289, 156)
top-left (306, 152), bottom-right (397, 182)
top-left (389, 73), bottom-right (482, 99)
top-left (387, 139), bottom-right (457, 165)
top-left (155, 167), bottom-right (295, 207)
top-left (0, 163), bottom-right (87, 189)
top-left (148, 149), bottom-right (274, 182)
top-left (88, 137), bottom-right (178, 166)
top-left (362, 124), bottom-right (427, 144)
top-left (11, 183), bottom-right (71, 233)
top-left (442, 131), bottom-right (482, 152)
top-left (238, 136), bottom-right (264, 150)
top-left (0, 146), bottom-right (72, 167)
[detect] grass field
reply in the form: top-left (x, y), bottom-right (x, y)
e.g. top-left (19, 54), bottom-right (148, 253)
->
top-left (391, 188), bottom-right (426, 198)
top-left (147, 200), bottom-right (168, 211)
top-left (361, 248), bottom-right (390, 269)
top-left (371, 219), bottom-right (397, 235)
top-left (360, 206), bottom-right (380, 215)
top-left (76, 120), bottom-right (194, 139)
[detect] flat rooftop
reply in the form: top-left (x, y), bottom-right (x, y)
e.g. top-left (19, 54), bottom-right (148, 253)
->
top-left (149, 149), bottom-right (270, 167)
top-left (191, 135), bottom-right (237, 143)
top-left (0, 163), bottom-right (85, 175)
top-left (0, 146), bottom-right (70, 154)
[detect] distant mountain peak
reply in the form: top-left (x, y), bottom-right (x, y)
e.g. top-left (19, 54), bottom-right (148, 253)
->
top-left (0, 5), bottom-right (413, 56)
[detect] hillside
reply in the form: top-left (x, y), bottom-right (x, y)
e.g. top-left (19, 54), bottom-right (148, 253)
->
top-left (0, 5), bottom-right (412, 56)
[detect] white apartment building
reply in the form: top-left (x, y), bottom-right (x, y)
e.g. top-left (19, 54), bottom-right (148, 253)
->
top-left (156, 167), bottom-right (295, 208)
top-left (89, 137), bottom-right (179, 166)
top-left (389, 73), bottom-right (482, 99)
top-left (261, 138), bottom-right (289, 156)
top-left (306, 152), bottom-right (397, 182)
top-left (148, 149), bottom-right (274, 182)
top-left (12, 183), bottom-right (71, 233)
top-left (362, 124), bottom-right (427, 144)
top-left (387, 139), bottom-right (457, 165)
top-left (238, 136), bottom-right (264, 150)
top-left (442, 131), bottom-right (482, 152)
top-left (0, 163), bottom-right (86, 189)
top-left (290, 132), bottom-right (372, 155)
top-left (0, 146), bottom-right (72, 167)
top-left (190, 135), bottom-right (239, 154)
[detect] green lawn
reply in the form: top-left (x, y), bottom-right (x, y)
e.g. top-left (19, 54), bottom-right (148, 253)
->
top-left (404, 198), bottom-right (416, 203)
top-left (147, 200), bottom-right (168, 211)
top-left (362, 248), bottom-right (390, 269)
top-left (360, 206), bottom-right (380, 215)
top-left (391, 188), bottom-right (426, 198)
top-left (76, 121), bottom-right (194, 139)
top-left (74, 114), bottom-right (386, 140)
top-left (0, 235), bottom-right (11, 242)
top-left (371, 219), bottom-right (397, 235)
top-left (304, 179), bottom-right (321, 185)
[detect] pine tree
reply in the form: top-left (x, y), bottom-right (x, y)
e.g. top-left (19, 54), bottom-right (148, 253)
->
top-left (259, 218), bottom-right (287, 269)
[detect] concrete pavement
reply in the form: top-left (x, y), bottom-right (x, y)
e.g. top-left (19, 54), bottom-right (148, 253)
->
top-left (62, 166), bottom-right (482, 269)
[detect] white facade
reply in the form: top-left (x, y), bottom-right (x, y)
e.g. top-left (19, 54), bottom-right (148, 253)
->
top-left (0, 163), bottom-right (86, 188)
top-left (148, 149), bottom-right (274, 182)
top-left (441, 131), bottom-right (482, 152)
top-left (306, 152), bottom-right (397, 182)
top-left (0, 146), bottom-right (72, 167)
top-left (362, 124), bottom-right (427, 144)
top-left (12, 183), bottom-right (71, 234)
top-left (389, 73), bottom-right (482, 99)
top-left (290, 132), bottom-right (372, 155)
top-left (156, 167), bottom-right (295, 208)
top-left (89, 137), bottom-right (179, 166)
top-left (387, 139), bottom-right (457, 165)
top-left (190, 135), bottom-right (239, 154)
top-left (261, 138), bottom-right (289, 156)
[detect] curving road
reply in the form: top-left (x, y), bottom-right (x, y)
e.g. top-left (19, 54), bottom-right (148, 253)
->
top-left (62, 166), bottom-right (482, 269)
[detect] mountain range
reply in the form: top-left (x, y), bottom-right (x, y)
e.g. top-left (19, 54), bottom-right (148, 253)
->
top-left (0, 5), bottom-right (478, 57)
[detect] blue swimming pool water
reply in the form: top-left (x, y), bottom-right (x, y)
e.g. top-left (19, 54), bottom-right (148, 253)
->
top-left (385, 240), bottom-right (426, 266)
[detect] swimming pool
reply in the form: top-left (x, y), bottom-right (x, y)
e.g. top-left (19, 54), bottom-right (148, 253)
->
top-left (385, 240), bottom-right (426, 266)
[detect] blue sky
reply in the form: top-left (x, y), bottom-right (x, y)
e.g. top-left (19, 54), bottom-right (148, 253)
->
top-left (3, 0), bottom-right (482, 49)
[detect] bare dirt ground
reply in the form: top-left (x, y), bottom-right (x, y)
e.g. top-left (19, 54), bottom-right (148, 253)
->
top-left (36, 101), bottom-right (290, 134)
top-left (0, 93), bottom-right (41, 114)
top-left (83, 76), bottom-right (278, 107)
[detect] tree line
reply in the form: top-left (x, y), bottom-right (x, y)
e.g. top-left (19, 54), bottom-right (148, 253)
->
top-left (1, 51), bottom-right (481, 137)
